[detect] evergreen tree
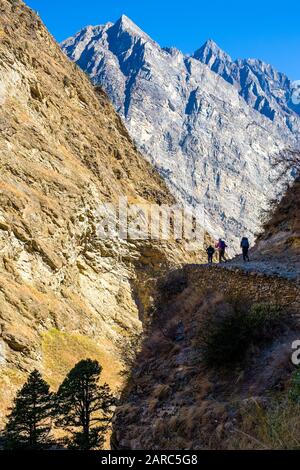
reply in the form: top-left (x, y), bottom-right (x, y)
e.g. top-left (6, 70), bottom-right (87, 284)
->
top-left (3, 369), bottom-right (53, 449)
top-left (55, 359), bottom-right (115, 450)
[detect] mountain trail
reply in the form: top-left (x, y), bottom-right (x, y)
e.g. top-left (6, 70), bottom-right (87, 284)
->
top-left (219, 257), bottom-right (299, 281)
top-left (188, 256), bottom-right (299, 282)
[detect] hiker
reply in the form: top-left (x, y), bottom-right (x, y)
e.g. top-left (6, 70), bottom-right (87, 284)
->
top-left (206, 245), bottom-right (215, 264)
top-left (241, 236), bottom-right (250, 262)
top-left (216, 238), bottom-right (227, 263)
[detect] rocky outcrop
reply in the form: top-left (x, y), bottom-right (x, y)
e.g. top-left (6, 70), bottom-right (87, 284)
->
top-left (62, 16), bottom-right (300, 253)
top-left (254, 177), bottom-right (300, 263)
top-left (0, 0), bottom-right (199, 425)
top-left (194, 40), bottom-right (300, 128)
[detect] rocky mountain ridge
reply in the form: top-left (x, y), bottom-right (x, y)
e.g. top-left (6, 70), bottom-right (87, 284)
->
top-left (194, 39), bottom-right (300, 129)
top-left (62, 16), bottom-right (300, 252)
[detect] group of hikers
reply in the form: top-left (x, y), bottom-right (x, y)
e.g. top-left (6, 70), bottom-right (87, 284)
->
top-left (206, 237), bottom-right (250, 264)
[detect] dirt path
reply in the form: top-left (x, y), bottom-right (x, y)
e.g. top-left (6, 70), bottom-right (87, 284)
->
top-left (221, 256), bottom-right (300, 281)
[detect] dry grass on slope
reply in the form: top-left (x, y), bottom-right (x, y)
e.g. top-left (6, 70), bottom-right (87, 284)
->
top-left (112, 266), bottom-right (300, 450)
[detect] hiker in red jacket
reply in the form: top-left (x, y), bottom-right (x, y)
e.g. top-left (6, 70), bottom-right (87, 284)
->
top-left (216, 238), bottom-right (227, 263)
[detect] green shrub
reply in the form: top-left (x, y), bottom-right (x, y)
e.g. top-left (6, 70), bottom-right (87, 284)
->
top-left (289, 368), bottom-right (300, 403)
top-left (200, 302), bottom-right (283, 367)
top-left (245, 304), bottom-right (283, 340)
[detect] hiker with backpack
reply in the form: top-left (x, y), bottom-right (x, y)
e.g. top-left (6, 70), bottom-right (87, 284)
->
top-left (215, 238), bottom-right (227, 263)
top-left (241, 237), bottom-right (250, 262)
top-left (206, 245), bottom-right (215, 264)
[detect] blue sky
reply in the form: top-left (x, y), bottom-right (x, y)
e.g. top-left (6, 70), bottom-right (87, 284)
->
top-left (25, 0), bottom-right (299, 79)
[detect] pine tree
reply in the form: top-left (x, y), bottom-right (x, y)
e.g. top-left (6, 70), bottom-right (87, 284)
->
top-left (3, 369), bottom-right (53, 449)
top-left (55, 359), bottom-right (115, 450)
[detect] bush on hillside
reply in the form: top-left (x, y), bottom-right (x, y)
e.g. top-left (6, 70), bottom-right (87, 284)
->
top-left (158, 270), bottom-right (188, 302)
top-left (199, 302), bottom-right (284, 367)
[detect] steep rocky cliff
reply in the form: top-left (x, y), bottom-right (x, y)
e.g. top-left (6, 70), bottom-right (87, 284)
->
top-left (254, 177), bottom-right (300, 265)
top-left (0, 0), bottom-right (199, 425)
top-left (61, 16), bottom-right (300, 252)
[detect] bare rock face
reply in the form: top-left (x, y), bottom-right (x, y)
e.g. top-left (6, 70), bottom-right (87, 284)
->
top-left (0, 0), bottom-right (198, 424)
top-left (254, 177), bottom-right (300, 267)
top-left (62, 16), bottom-right (300, 253)
top-left (194, 39), bottom-right (300, 129)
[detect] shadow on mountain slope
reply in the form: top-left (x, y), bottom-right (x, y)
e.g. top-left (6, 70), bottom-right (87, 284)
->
top-left (112, 180), bottom-right (300, 450)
